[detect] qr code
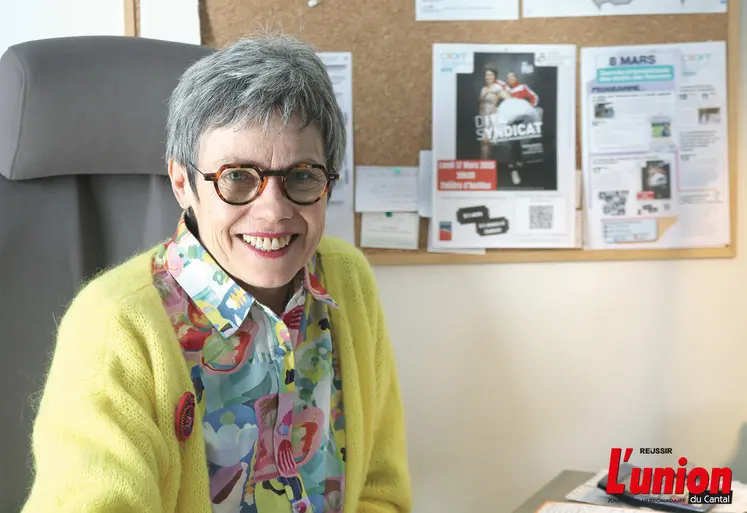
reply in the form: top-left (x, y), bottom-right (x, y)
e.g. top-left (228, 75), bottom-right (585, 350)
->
top-left (598, 190), bottom-right (629, 216)
top-left (529, 205), bottom-right (554, 230)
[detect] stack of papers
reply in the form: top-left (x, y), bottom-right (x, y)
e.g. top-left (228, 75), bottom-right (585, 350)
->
top-left (564, 469), bottom-right (747, 513)
top-left (537, 503), bottom-right (633, 512)
top-left (541, 498), bottom-right (747, 513)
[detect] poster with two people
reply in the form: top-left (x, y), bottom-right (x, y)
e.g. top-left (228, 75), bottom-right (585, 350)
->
top-left (431, 44), bottom-right (577, 249)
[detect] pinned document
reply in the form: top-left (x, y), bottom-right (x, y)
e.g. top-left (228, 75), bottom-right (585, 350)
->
top-left (318, 52), bottom-right (354, 204)
top-left (417, 150), bottom-right (434, 218)
top-left (360, 213), bottom-right (420, 250)
top-left (140, 0), bottom-right (201, 45)
top-left (523, 0), bottom-right (726, 18)
top-left (416, 0), bottom-right (519, 20)
top-left (355, 166), bottom-right (419, 213)
top-left (325, 201), bottom-right (355, 244)
top-left (581, 42), bottom-right (730, 250)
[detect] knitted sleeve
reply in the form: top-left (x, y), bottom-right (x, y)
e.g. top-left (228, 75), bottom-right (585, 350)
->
top-left (356, 259), bottom-right (413, 513)
top-left (22, 284), bottom-right (167, 512)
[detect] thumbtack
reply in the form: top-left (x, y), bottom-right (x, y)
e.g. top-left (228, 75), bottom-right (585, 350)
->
top-left (386, 212), bottom-right (393, 218)
top-left (393, 167), bottom-right (401, 175)
top-left (308, 0), bottom-right (319, 6)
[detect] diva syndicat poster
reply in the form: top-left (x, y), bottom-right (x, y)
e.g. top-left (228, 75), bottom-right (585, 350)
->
top-left (431, 44), bottom-right (577, 249)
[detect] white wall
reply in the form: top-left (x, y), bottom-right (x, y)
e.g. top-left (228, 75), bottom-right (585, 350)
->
top-left (373, 5), bottom-right (747, 511)
top-left (0, 0), bottom-right (125, 57)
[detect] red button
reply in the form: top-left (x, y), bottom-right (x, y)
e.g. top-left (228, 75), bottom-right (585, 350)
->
top-left (174, 391), bottom-right (196, 442)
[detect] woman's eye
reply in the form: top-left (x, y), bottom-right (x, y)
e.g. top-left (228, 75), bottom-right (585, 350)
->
top-left (226, 171), bottom-right (248, 181)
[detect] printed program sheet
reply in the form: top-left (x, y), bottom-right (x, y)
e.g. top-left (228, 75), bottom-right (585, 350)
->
top-left (581, 42), bottom-right (730, 250)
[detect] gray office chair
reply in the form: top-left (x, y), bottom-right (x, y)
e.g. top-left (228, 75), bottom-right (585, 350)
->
top-left (0, 35), bottom-right (213, 510)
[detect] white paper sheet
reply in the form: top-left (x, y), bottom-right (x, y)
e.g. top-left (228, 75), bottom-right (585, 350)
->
top-left (537, 503), bottom-right (632, 513)
top-left (431, 43), bottom-right (578, 249)
top-left (324, 199), bottom-right (355, 245)
top-left (416, 0), bottom-right (519, 20)
top-left (319, 53), bottom-right (354, 205)
top-left (355, 166), bottom-right (419, 213)
top-left (565, 469), bottom-right (623, 507)
top-left (523, 0), bottom-right (726, 18)
top-left (324, 154), bottom-right (356, 244)
top-left (140, 0), bottom-right (201, 45)
top-left (427, 220), bottom-right (487, 254)
top-left (360, 213), bottom-right (420, 250)
top-left (418, 150), bottom-right (434, 218)
top-left (712, 481), bottom-right (747, 513)
top-left (0, 0), bottom-right (125, 58)
top-left (581, 42), bottom-right (730, 250)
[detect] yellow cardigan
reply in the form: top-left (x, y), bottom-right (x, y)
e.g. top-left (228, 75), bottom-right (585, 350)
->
top-left (22, 236), bottom-right (412, 513)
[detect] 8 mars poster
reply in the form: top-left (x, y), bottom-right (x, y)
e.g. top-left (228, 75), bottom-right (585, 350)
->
top-left (431, 44), bottom-right (577, 248)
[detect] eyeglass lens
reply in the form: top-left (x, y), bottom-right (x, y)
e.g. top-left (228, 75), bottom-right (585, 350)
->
top-left (217, 167), bottom-right (329, 204)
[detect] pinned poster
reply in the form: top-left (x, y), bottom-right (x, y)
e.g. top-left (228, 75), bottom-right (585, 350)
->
top-left (431, 43), bottom-right (578, 249)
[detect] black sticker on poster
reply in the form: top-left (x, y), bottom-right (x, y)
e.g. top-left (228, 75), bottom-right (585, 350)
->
top-left (476, 217), bottom-right (510, 236)
top-left (456, 206), bottom-right (489, 224)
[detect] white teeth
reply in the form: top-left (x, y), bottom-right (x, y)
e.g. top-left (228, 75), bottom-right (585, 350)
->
top-left (241, 234), bottom-right (293, 252)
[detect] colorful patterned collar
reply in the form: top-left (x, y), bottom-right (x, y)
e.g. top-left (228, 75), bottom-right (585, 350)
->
top-left (164, 216), bottom-right (338, 338)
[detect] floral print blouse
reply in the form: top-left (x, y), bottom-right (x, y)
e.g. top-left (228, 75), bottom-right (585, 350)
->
top-left (152, 217), bottom-right (346, 513)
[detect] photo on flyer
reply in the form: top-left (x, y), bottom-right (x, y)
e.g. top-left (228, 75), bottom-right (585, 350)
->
top-left (456, 51), bottom-right (558, 191)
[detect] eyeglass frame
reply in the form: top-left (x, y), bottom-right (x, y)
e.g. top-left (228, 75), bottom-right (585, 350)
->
top-left (188, 161), bottom-right (340, 206)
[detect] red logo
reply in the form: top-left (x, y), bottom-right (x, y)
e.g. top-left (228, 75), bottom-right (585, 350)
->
top-left (606, 448), bottom-right (732, 496)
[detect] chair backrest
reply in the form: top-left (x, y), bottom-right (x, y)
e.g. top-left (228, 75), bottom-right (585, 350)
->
top-left (0, 35), bottom-right (213, 510)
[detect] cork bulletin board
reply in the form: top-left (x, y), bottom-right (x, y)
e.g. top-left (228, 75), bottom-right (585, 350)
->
top-left (124, 0), bottom-right (740, 266)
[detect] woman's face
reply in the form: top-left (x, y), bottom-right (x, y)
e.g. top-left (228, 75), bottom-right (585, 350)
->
top-left (484, 70), bottom-right (496, 84)
top-left (168, 115), bottom-right (327, 292)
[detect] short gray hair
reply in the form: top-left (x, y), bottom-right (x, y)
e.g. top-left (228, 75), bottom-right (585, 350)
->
top-left (165, 34), bottom-right (346, 194)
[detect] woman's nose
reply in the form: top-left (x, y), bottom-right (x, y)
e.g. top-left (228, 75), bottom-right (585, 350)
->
top-left (250, 177), bottom-right (293, 220)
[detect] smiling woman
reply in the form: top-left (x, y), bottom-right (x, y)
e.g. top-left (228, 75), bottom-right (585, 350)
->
top-left (171, 118), bottom-right (333, 312)
top-left (22, 34), bottom-right (412, 513)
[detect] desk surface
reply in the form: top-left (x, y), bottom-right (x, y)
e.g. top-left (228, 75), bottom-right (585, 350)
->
top-left (511, 470), bottom-right (638, 512)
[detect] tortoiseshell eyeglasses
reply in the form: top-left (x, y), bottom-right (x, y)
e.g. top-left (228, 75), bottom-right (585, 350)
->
top-left (190, 162), bottom-right (339, 206)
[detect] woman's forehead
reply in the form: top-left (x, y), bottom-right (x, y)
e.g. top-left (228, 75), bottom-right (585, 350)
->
top-left (198, 123), bottom-right (324, 167)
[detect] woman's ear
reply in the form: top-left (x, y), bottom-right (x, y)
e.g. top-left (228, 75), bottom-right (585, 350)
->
top-left (167, 159), bottom-right (191, 209)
